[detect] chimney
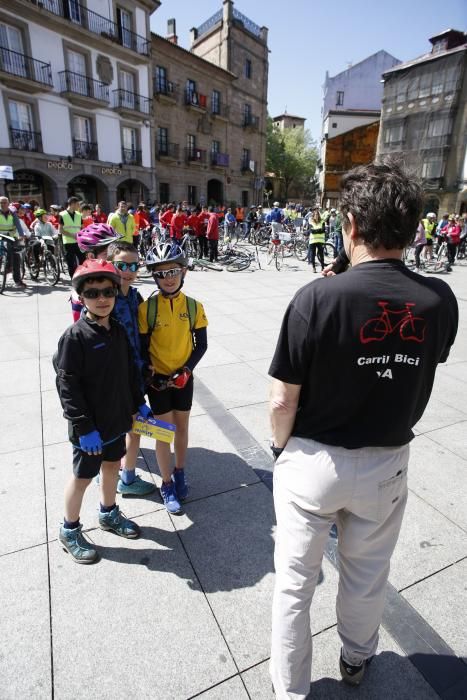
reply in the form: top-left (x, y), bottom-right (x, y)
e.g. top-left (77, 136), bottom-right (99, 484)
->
top-left (167, 18), bottom-right (177, 44)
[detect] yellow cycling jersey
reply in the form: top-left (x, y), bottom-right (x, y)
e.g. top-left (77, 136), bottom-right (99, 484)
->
top-left (138, 291), bottom-right (208, 375)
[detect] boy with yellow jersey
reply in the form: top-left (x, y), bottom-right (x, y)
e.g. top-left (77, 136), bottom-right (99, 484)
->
top-left (138, 242), bottom-right (208, 514)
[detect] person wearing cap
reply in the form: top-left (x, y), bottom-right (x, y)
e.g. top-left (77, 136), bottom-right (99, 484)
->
top-left (54, 259), bottom-right (152, 564)
top-left (49, 205), bottom-right (61, 230)
top-left (421, 212), bottom-right (437, 260)
top-left (246, 205), bottom-right (258, 237)
top-left (269, 201), bottom-right (284, 237)
top-left (30, 208), bottom-right (57, 265)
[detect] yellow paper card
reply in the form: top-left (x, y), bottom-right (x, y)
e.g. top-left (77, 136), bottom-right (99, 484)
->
top-left (132, 414), bottom-right (176, 443)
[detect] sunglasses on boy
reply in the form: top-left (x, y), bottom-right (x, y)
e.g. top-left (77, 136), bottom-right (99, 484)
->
top-left (80, 287), bottom-right (118, 300)
top-left (152, 268), bottom-right (183, 280)
top-left (113, 261), bottom-right (139, 272)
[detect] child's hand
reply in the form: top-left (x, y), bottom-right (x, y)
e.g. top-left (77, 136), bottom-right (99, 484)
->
top-left (168, 367), bottom-right (191, 389)
top-left (79, 430), bottom-right (103, 455)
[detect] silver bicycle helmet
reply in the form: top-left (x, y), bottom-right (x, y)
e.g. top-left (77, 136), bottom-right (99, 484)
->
top-left (145, 242), bottom-right (187, 269)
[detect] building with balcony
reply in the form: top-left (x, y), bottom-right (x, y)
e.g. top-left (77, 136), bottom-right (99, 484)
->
top-left (0, 0), bottom-right (158, 209)
top-left (152, 1), bottom-right (269, 207)
top-left (318, 50), bottom-right (401, 205)
top-left (377, 29), bottom-right (467, 214)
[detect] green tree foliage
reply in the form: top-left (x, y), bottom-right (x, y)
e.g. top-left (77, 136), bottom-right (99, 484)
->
top-left (266, 116), bottom-right (319, 201)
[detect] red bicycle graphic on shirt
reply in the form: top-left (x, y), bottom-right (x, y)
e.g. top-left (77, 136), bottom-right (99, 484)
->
top-left (360, 301), bottom-right (426, 344)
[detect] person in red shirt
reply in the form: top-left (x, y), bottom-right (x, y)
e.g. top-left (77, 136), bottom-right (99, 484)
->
top-left (92, 203), bottom-right (107, 224)
top-left (171, 206), bottom-right (188, 241)
top-left (22, 203), bottom-right (35, 228)
top-left (445, 214), bottom-right (462, 271)
top-left (206, 206), bottom-right (219, 262)
top-left (133, 203), bottom-right (150, 248)
top-left (80, 203), bottom-right (93, 228)
top-left (159, 204), bottom-right (175, 239)
top-left (186, 208), bottom-right (200, 257)
top-left (49, 205), bottom-right (61, 230)
top-left (197, 206), bottom-right (209, 258)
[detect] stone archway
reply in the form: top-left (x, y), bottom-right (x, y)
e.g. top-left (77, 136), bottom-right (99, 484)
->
top-left (207, 178), bottom-right (223, 206)
top-left (67, 175), bottom-right (107, 207)
top-left (116, 179), bottom-right (149, 207)
top-left (6, 169), bottom-right (56, 208)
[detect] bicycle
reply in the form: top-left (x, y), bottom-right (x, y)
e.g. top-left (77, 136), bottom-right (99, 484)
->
top-left (360, 301), bottom-right (425, 344)
top-left (217, 241), bottom-right (259, 272)
top-left (55, 233), bottom-right (68, 277)
top-left (424, 236), bottom-right (450, 273)
top-left (267, 234), bottom-right (287, 271)
top-left (21, 235), bottom-right (60, 285)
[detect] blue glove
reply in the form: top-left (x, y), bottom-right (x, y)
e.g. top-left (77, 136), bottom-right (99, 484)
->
top-left (79, 430), bottom-right (103, 455)
top-left (138, 403), bottom-right (152, 420)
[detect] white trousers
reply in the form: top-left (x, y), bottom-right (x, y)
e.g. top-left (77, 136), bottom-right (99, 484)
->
top-left (270, 437), bottom-right (409, 700)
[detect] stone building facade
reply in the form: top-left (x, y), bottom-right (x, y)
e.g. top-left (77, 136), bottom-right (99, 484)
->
top-left (377, 30), bottom-right (467, 214)
top-left (152, 0), bottom-right (269, 207)
top-left (0, 0), bottom-right (158, 209)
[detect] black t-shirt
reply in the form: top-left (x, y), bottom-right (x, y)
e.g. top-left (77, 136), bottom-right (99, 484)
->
top-left (269, 259), bottom-right (458, 448)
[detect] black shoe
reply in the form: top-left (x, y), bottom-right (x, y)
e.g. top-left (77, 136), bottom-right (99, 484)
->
top-left (339, 649), bottom-right (373, 686)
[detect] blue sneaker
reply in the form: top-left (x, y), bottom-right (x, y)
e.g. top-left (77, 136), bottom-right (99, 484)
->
top-left (59, 524), bottom-right (98, 564)
top-left (98, 505), bottom-right (140, 538)
top-left (173, 469), bottom-right (189, 500)
top-left (117, 474), bottom-right (156, 496)
top-left (160, 482), bottom-right (182, 514)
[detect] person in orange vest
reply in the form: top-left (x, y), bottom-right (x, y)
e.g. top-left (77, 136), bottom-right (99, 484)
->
top-left (235, 206), bottom-right (244, 224)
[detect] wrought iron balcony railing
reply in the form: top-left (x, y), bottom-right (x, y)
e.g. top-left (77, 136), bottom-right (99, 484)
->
top-left (185, 91), bottom-right (207, 109)
top-left (241, 158), bottom-right (252, 172)
top-left (211, 152), bottom-right (230, 167)
top-left (157, 142), bottom-right (179, 159)
top-left (243, 114), bottom-right (260, 129)
top-left (31, 0), bottom-right (149, 56)
top-left (0, 47), bottom-right (52, 85)
top-left (59, 70), bottom-right (109, 101)
top-left (154, 78), bottom-right (178, 99)
top-left (9, 128), bottom-right (43, 152)
top-left (121, 148), bottom-right (142, 166)
top-left (113, 89), bottom-right (150, 114)
top-left (185, 147), bottom-right (206, 163)
top-left (73, 139), bottom-right (98, 160)
top-left (211, 101), bottom-right (229, 118)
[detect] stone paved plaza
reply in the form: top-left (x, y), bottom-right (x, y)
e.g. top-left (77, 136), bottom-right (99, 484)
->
top-left (0, 252), bottom-right (466, 699)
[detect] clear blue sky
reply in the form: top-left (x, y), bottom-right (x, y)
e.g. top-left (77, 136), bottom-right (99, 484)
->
top-left (150, 0), bottom-right (466, 141)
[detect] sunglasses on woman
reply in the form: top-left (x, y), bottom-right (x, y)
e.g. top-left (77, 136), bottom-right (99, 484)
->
top-left (80, 287), bottom-right (118, 300)
top-left (153, 268), bottom-right (183, 279)
top-left (113, 261), bottom-right (139, 272)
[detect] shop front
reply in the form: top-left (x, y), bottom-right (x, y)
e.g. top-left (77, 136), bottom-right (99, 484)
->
top-left (5, 169), bottom-right (55, 207)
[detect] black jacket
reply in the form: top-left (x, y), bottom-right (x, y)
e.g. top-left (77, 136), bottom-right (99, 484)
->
top-left (54, 316), bottom-right (143, 444)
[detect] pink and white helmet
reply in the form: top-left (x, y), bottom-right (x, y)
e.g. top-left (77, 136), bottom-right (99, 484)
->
top-left (77, 223), bottom-right (121, 252)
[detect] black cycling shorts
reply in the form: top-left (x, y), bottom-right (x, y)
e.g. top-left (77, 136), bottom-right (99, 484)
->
top-left (147, 375), bottom-right (194, 415)
top-left (72, 435), bottom-right (126, 479)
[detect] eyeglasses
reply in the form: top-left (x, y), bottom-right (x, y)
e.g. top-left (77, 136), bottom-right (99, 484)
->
top-left (153, 268), bottom-right (183, 279)
top-left (113, 261), bottom-right (139, 272)
top-left (81, 287), bottom-right (118, 300)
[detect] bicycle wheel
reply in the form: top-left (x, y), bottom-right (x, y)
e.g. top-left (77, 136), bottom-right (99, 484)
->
top-left (44, 252), bottom-right (60, 285)
top-left (323, 243), bottom-right (336, 263)
top-left (192, 258), bottom-right (224, 271)
top-left (226, 257), bottom-right (251, 272)
top-left (294, 239), bottom-right (308, 261)
top-left (275, 248), bottom-right (283, 271)
top-left (0, 252), bottom-right (7, 293)
top-left (26, 248), bottom-right (40, 280)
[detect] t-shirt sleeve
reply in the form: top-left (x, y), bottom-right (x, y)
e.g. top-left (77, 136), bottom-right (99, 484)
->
top-left (438, 287), bottom-right (459, 363)
top-left (269, 301), bottom-right (311, 385)
top-left (194, 301), bottom-right (208, 330)
top-left (138, 300), bottom-right (149, 334)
